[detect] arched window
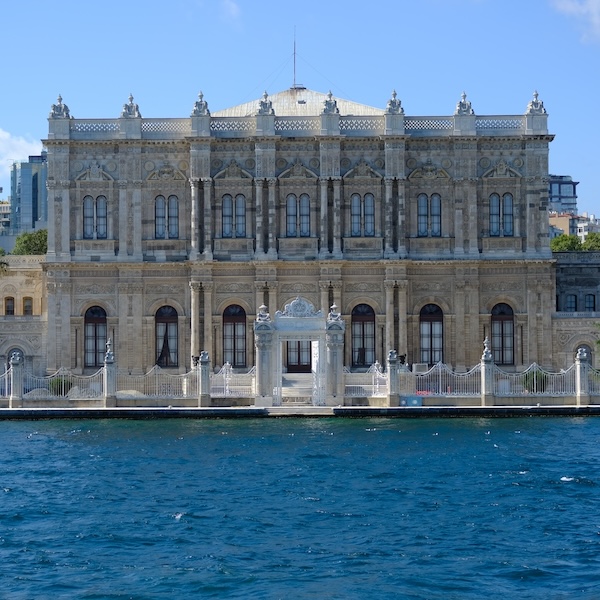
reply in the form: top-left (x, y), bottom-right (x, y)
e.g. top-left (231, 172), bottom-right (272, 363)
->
top-left (168, 195), bottom-right (179, 239)
top-left (156, 306), bottom-right (178, 367)
top-left (84, 306), bottom-right (107, 367)
top-left (286, 194), bottom-right (310, 237)
top-left (585, 294), bottom-right (596, 312)
top-left (351, 304), bottom-right (375, 367)
top-left (222, 194), bottom-right (246, 238)
top-left (491, 303), bottom-right (514, 365)
top-left (155, 195), bottom-right (179, 239)
top-left (96, 196), bottom-right (107, 239)
top-left (351, 193), bottom-right (375, 237)
top-left (417, 193), bottom-right (441, 237)
top-left (420, 304), bottom-right (443, 365)
top-left (23, 297), bottom-right (33, 316)
top-left (299, 194), bottom-right (310, 237)
top-left (5, 297), bottom-right (14, 316)
top-left (565, 294), bottom-right (577, 312)
top-left (83, 195), bottom-right (108, 239)
top-left (223, 305), bottom-right (246, 367)
top-left (490, 193), bottom-right (514, 236)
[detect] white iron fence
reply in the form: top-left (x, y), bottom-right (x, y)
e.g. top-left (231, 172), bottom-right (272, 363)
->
top-left (23, 367), bottom-right (104, 400)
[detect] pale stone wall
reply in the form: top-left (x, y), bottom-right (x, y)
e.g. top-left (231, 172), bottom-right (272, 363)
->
top-left (38, 90), bottom-right (564, 375)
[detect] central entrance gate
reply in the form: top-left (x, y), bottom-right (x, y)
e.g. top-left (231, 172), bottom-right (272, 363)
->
top-left (253, 297), bottom-right (346, 407)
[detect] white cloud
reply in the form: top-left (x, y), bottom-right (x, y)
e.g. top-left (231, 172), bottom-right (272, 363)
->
top-left (220, 0), bottom-right (241, 24)
top-left (0, 129), bottom-right (43, 197)
top-left (552, 0), bottom-right (600, 42)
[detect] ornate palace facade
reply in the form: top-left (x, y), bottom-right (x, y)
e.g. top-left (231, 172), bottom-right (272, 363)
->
top-left (8, 87), bottom-right (591, 376)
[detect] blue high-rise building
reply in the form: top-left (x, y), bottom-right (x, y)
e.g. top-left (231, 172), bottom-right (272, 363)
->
top-left (10, 152), bottom-right (47, 233)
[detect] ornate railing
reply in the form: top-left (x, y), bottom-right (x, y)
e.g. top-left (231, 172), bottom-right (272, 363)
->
top-left (23, 367), bottom-right (104, 400)
top-left (414, 362), bottom-right (481, 396)
top-left (493, 363), bottom-right (576, 396)
top-left (116, 366), bottom-right (198, 399)
top-left (344, 362), bottom-right (388, 397)
top-left (210, 364), bottom-right (255, 397)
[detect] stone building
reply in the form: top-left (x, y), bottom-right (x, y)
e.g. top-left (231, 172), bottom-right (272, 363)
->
top-left (36, 88), bottom-right (561, 376)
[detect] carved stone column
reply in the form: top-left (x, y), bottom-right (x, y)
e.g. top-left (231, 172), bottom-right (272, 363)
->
top-left (202, 178), bottom-right (213, 260)
top-left (254, 178), bottom-right (265, 258)
top-left (331, 177), bottom-right (342, 257)
top-left (254, 281), bottom-right (265, 314)
top-left (454, 280), bottom-right (466, 371)
top-left (202, 282), bottom-right (213, 359)
top-left (331, 281), bottom-right (342, 315)
top-left (267, 281), bottom-right (278, 315)
top-left (266, 178), bottom-right (278, 258)
top-left (397, 280), bottom-right (408, 360)
top-left (319, 178), bottom-right (329, 257)
top-left (397, 178), bottom-right (407, 257)
top-left (132, 181), bottom-right (143, 260)
top-left (319, 281), bottom-right (330, 314)
top-left (384, 178), bottom-right (396, 258)
top-left (190, 281), bottom-right (201, 362)
top-left (117, 180), bottom-right (129, 259)
top-left (384, 280), bottom-right (396, 354)
top-left (189, 178), bottom-right (200, 260)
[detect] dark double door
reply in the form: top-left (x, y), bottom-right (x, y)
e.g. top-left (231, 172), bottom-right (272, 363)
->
top-left (286, 341), bottom-right (311, 373)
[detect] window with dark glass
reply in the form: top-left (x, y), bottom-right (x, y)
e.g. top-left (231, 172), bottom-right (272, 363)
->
top-left (585, 294), bottom-right (596, 312)
top-left (23, 297), bottom-right (33, 316)
top-left (420, 304), bottom-right (443, 364)
top-left (223, 305), bottom-right (246, 367)
top-left (351, 304), bottom-right (375, 367)
top-left (565, 294), bottom-right (577, 312)
top-left (489, 193), bottom-right (514, 236)
top-left (351, 193), bottom-right (375, 237)
top-left (155, 195), bottom-right (179, 239)
top-left (491, 303), bottom-right (514, 365)
top-left (286, 194), bottom-right (310, 237)
top-left (417, 193), bottom-right (441, 237)
top-left (155, 306), bottom-right (178, 367)
top-left (83, 195), bottom-right (108, 239)
top-left (222, 194), bottom-right (245, 238)
top-left (5, 297), bottom-right (14, 316)
top-left (84, 306), bottom-right (107, 367)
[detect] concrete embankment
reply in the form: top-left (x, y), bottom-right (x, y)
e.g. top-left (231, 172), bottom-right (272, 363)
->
top-left (1, 405), bottom-right (600, 419)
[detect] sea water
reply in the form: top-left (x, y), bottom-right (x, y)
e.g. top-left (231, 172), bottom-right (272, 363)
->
top-left (1, 417), bottom-right (599, 599)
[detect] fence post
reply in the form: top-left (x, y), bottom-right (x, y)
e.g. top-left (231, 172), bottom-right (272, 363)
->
top-left (480, 337), bottom-right (495, 407)
top-left (199, 351), bottom-right (211, 407)
top-left (103, 339), bottom-right (117, 407)
top-left (387, 350), bottom-right (399, 407)
top-left (9, 351), bottom-right (23, 409)
top-left (575, 347), bottom-right (589, 407)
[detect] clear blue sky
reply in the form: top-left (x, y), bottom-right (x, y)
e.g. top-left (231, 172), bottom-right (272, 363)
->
top-left (1, 0), bottom-right (599, 215)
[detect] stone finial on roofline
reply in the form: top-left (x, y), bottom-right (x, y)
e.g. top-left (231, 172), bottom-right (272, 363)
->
top-left (191, 91), bottom-right (210, 116)
top-left (121, 93), bottom-right (142, 118)
top-left (49, 94), bottom-right (71, 119)
top-left (257, 91), bottom-right (275, 116)
top-left (322, 90), bottom-right (339, 115)
top-left (526, 90), bottom-right (546, 114)
top-left (386, 90), bottom-right (404, 115)
top-left (455, 91), bottom-right (474, 115)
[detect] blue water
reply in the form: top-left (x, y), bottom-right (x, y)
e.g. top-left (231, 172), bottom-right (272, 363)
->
top-left (1, 417), bottom-right (600, 599)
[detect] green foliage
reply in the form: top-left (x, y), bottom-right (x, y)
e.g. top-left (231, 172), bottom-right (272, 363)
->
top-left (48, 376), bottom-right (73, 397)
top-left (522, 368), bottom-right (548, 393)
top-left (582, 232), bottom-right (600, 251)
top-left (0, 247), bottom-right (5, 256)
top-left (11, 229), bottom-right (47, 255)
top-left (550, 234), bottom-right (582, 252)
